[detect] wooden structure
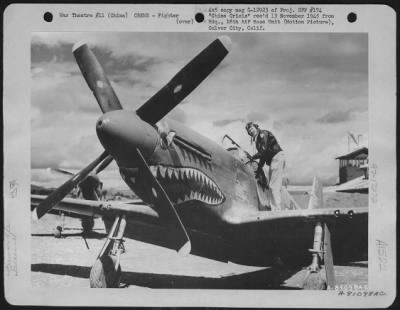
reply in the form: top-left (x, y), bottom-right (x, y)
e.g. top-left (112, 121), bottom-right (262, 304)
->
top-left (335, 147), bottom-right (368, 184)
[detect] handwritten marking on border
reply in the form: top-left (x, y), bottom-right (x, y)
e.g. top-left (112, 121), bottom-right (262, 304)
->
top-left (369, 163), bottom-right (378, 204)
top-left (337, 290), bottom-right (386, 297)
top-left (5, 225), bottom-right (18, 276)
top-left (9, 179), bottom-right (19, 198)
top-left (376, 239), bottom-right (388, 272)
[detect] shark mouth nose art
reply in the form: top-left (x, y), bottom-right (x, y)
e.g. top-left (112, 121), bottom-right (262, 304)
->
top-left (149, 165), bottom-right (225, 206)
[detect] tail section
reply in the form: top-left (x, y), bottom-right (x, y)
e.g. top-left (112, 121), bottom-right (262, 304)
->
top-left (308, 176), bottom-right (323, 209)
top-left (281, 187), bottom-right (301, 210)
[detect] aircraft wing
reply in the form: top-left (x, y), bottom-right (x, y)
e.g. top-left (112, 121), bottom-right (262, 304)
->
top-left (225, 177), bottom-right (368, 267)
top-left (224, 205), bottom-right (368, 266)
top-left (31, 194), bottom-right (159, 221)
top-left (224, 205), bottom-right (368, 225)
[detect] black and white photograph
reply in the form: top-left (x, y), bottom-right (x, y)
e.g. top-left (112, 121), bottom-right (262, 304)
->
top-left (30, 32), bottom-right (369, 290)
top-left (3, 4), bottom-right (396, 308)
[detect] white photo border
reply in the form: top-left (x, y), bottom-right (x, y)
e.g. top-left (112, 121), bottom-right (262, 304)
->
top-left (3, 3), bottom-right (396, 307)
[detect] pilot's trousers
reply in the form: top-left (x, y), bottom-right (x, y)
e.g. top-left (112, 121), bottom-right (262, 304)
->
top-left (268, 151), bottom-right (286, 210)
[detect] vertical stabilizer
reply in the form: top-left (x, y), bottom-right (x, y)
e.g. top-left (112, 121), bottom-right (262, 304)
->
top-left (308, 176), bottom-right (323, 209)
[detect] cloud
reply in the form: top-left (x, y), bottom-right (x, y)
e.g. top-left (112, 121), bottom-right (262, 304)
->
top-left (211, 113), bottom-right (268, 129)
top-left (166, 107), bottom-right (187, 124)
top-left (31, 32), bottom-right (368, 184)
top-left (246, 112), bottom-right (268, 123)
top-left (316, 110), bottom-right (353, 124)
top-left (273, 120), bottom-right (284, 131)
top-left (90, 46), bottom-right (161, 76)
top-left (213, 118), bottom-right (244, 127)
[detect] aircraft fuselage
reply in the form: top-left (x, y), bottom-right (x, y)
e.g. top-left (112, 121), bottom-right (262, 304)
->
top-left (96, 110), bottom-right (260, 234)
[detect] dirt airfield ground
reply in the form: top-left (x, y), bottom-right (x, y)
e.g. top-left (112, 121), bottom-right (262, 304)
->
top-left (31, 211), bottom-right (367, 290)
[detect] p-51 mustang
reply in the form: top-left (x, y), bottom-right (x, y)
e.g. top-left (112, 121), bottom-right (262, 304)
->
top-left (31, 36), bottom-right (368, 289)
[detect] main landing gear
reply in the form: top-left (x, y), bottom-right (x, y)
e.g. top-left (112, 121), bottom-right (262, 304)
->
top-left (90, 214), bottom-right (126, 288)
top-left (303, 221), bottom-right (335, 290)
top-left (53, 213), bottom-right (95, 238)
top-left (81, 217), bottom-right (95, 234)
top-left (54, 212), bottom-right (65, 238)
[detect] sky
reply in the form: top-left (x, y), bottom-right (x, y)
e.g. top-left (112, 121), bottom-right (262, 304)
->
top-left (31, 32), bottom-right (368, 185)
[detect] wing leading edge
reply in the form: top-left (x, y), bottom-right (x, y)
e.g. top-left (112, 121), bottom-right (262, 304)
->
top-left (223, 205), bottom-right (368, 225)
top-left (31, 194), bottom-right (159, 220)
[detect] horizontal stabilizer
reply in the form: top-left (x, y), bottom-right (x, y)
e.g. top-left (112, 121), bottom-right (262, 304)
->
top-left (281, 187), bottom-right (301, 210)
top-left (308, 176), bottom-right (323, 209)
top-left (178, 241), bottom-right (192, 256)
top-left (48, 167), bottom-right (74, 176)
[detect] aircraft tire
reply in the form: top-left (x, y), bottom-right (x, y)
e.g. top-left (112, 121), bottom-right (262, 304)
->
top-left (302, 271), bottom-right (327, 290)
top-left (82, 218), bottom-right (95, 234)
top-left (90, 256), bottom-right (121, 288)
top-left (53, 226), bottom-right (62, 238)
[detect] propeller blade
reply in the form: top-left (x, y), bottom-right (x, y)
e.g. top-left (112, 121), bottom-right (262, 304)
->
top-left (48, 167), bottom-right (74, 176)
top-left (135, 148), bottom-right (191, 254)
top-left (95, 154), bottom-right (114, 174)
top-left (32, 151), bottom-right (109, 220)
top-left (73, 42), bottom-right (123, 113)
top-left (136, 36), bottom-right (232, 124)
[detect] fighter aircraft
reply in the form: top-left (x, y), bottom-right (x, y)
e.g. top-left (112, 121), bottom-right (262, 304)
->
top-left (31, 36), bottom-right (368, 289)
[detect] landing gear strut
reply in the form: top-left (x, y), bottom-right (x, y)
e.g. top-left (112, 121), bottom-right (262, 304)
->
top-left (81, 217), bottom-right (95, 234)
top-left (90, 214), bottom-right (126, 288)
top-left (54, 212), bottom-right (65, 238)
top-left (303, 221), bottom-right (335, 290)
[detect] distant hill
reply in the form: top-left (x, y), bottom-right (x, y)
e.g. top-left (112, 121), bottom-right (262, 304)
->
top-left (31, 184), bottom-right (56, 195)
top-left (102, 188), bottom-right (139, 200)
top-left (31, 184), bottom-right (139, 201)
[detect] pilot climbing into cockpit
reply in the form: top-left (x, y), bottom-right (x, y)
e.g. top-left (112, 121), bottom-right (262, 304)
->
top-left (246, 122), bottom-right (287, 210)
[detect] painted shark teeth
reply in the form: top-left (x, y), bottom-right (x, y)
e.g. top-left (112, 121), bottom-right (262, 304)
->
top-left (149, 165), bottom-right (157, 176)
top-left (159, 166), bottom-right (167, 178)
top-left (149, 165), bottom-right (225, 206)
top-left (167, 168), bottom-right (173, 179)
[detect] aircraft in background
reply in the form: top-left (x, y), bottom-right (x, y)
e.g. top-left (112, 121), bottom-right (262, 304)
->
top-left (32, 168), bottom-right (106, 237)
top-left (31, 36), bottom-right (368, 289)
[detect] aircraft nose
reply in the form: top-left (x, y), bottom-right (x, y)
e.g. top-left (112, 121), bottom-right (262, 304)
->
top-left (96, 110), bottom-right (158, 165)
